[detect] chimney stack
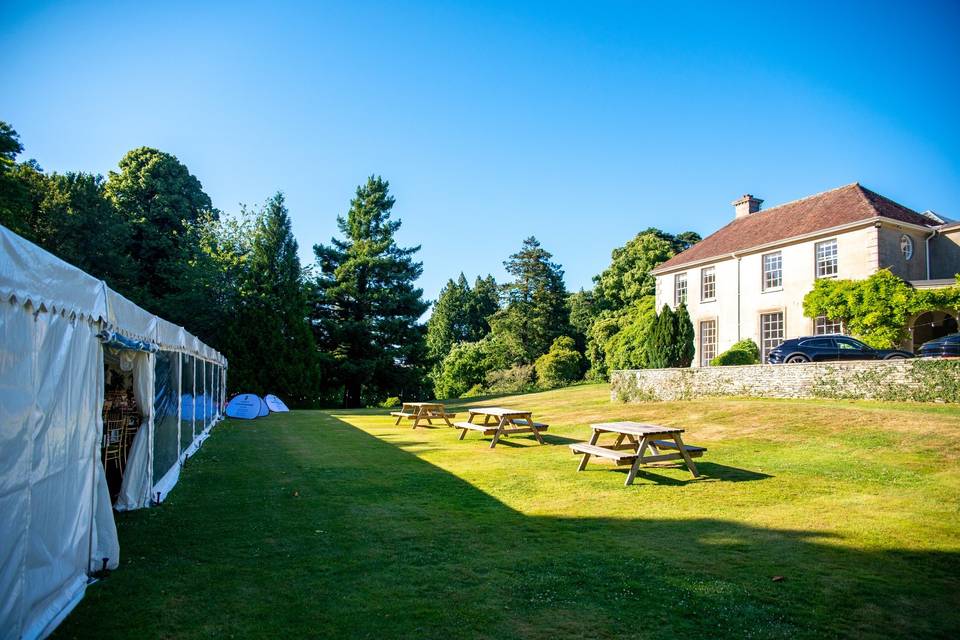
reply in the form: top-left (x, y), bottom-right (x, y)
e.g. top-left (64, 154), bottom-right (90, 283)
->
top-left (733, 194), bottom-right (763, 219)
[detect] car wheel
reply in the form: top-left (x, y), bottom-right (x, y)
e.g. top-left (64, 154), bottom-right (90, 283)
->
top-left (786, 355), bottom-right (810, 364)
top-left (885, 355), bottom-right (906, 360)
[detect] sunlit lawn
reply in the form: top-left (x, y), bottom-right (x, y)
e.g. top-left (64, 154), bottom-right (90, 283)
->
top-left (58, 384), bottom-right (960, 638)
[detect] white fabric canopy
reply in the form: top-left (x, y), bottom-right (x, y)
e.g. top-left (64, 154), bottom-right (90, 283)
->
top-left (0, 224), bottom-right (228, 638)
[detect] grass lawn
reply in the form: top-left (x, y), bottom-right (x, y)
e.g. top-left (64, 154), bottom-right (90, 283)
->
top-left (57, 384), bottom-right (960, 639)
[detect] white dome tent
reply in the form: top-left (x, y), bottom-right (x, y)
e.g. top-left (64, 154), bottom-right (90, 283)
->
top-left (0, 224), bottom-right (228, 639)
top-left (264, 394), bottom-right (290, 412)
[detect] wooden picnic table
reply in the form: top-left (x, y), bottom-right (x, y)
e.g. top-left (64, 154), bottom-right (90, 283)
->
top-left (570, 422), bottom-right (705, 486)
top-left (390, 402), bottom-right (456, 429)
top-left (453, 407), bottom-right (549, 448)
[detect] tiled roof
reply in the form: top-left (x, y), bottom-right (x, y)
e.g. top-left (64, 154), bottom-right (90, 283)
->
top-left (653, 183), bottom-right (936, 273)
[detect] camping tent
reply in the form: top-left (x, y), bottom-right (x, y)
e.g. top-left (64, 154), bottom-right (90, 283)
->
top-left (225, 393), bottom-right (264, 419)
top-left (0, 224), bottom-right (227, 639)
top-left (264, 394), bottom-right (290, 412)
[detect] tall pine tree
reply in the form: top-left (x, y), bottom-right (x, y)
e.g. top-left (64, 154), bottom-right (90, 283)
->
top-left (674, 303), bottom-right (696, 367)
top-left (312, 176), bottom-right (429, 407)
top-left (227, 193), bottom-right (319, 405)
top-left (490, 236), bottom-right (570, 363)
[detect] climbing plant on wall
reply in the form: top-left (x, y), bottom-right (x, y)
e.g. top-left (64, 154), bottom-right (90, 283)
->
top-left (803, 270), bottom-right (960, 348)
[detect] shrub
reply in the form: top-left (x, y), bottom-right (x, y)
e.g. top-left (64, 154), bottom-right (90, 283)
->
top-left (535, 336), bottom-right (584, 388)
top-left (432, 341), bottom-right (489, 399)
top-left (485, 364), bottom-right (536, 394)
top-left (432, 332), bottom-right (527, 399)
top-left (379, 396), bottom-right (402, 409)
top-left (711, 339), bottom-right (760, 366)
top-left (462, 384), bottom-right (486, 397)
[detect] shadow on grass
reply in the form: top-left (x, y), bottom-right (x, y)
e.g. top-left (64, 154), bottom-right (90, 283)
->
top-left (56, 412), bottom-right (960, 640)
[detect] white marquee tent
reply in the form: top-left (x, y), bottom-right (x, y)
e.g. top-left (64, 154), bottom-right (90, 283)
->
top-left (0, 225), bottom-right (228, 639)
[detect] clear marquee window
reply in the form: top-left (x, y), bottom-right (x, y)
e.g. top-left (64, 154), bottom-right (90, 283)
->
top-left (701, 266), bottom-right (716, 301)
top-left (762, 252), bottom-right (782, 290)
top-left (700, 319), bottom-right (717, 367)
top-left (674, 272), bottom-right (687, 306)
top-left (760, 311), bottom-right (784, 361)
top-left (815, 239), bottom-right (838, 278)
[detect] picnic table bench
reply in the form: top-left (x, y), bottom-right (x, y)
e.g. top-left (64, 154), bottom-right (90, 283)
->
top-left (570, 422), bottom-right (705, 485)
top-left (390, 402), bottom-right (456, 429)
top-left (454, 407), bottom-right (548, 448)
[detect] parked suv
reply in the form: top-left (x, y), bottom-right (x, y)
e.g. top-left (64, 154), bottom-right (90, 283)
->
top-left (767, 335), bottom-right (914, 364)
top-left (918, 332), bottom-right (960, 358)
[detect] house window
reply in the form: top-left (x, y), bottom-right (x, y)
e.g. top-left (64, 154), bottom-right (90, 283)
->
top-left (674, 273), bottom-right (687, 306)
top-left (701, 267), bottom-right (716, 302)
top-left (814, 315), bottom-right (843, 335)
top-left (699, 319), bottom-right (717, 367)
top-left (762, 252), bottom-right (782, 290)
top-left (760, 312), bottom-right (784, 362)
top-left (901, 235), bottom-right (914, 261)
top-left (815, 239), bottom-right (838, 278)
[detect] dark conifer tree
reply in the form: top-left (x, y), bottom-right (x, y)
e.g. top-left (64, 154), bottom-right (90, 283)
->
top-left (490, 236), bottom-right (570, 363)
top-left (312, 176), bottom-right (429, 407)
top-left (227, 193), bottom-right (319, 405)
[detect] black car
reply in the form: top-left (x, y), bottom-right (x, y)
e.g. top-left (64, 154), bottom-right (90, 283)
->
top-left (918, 332), bottom-right (960, 357)
top-left (767, 335), bottom-right (914, 364)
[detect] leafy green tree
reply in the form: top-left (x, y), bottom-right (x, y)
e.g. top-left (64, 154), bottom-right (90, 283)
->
top-left (602, 297), bottom-right (657, 371)
top-left (534, 336), bottom-right (584, 388)
top-left (0, 121), bottom-right (22, 167)
top-left (583, 228), bottom-right (701, 378)
top-left (105, 147), bottom-right (216, 322)
top-left (567, 288), bottom-right (596, 356)
top-left (226, 193), bottom-right (319, 406)
top-left (32, 172), bottom-right (136, 293)
top-left (585, 312), bottom-right (623, 379)
top-left (0, 122), bottom-right (37, 237)
top-left (490, 236), bottom-right (570, 363)
top-left (426, 273), bottom-right (499, 366)
top-left (593, 229), bottom-right (700, 312)
top-left (672, 230), bottom-right (702, 253)
top-left (674, 303), bottom-right (695, 367)
top-left (312, 176), bottom-right (429, 407)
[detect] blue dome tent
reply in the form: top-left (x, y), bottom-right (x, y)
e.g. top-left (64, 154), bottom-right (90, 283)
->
top-left (225, 394), bottom-right (265, 420)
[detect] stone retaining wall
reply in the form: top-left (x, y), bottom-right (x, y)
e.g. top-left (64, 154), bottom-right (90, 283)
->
top-left (610, 358), bottom-right (960, 403)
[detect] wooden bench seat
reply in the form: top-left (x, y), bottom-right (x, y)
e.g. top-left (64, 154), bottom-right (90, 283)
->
top-left (509, 420), bottom-right (549, 429)
top-left (569, 443), bottom-right (638, 463)
top-left (453, 421), bottom-right (497, 434)
top-left (389, 411), bottom-right (416, 418)
top-left (650, 440), bottom-right (707, 457)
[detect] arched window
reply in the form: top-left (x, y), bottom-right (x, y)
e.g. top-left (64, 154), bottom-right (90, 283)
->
top-left (900, 234), bottom-right (914, 261)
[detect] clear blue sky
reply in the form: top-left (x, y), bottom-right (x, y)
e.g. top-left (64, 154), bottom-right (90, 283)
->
top-left (3, 1), bottom-right (959, 303)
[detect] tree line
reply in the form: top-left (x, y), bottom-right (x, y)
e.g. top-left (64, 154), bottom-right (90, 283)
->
top-left (1, 119), bottom-right (698, 407)
top-left (425, 229), bottom-right (701, 399)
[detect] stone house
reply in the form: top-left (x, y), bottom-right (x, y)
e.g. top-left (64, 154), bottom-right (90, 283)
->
top-left (651, 183), bottom-right (960, 366)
